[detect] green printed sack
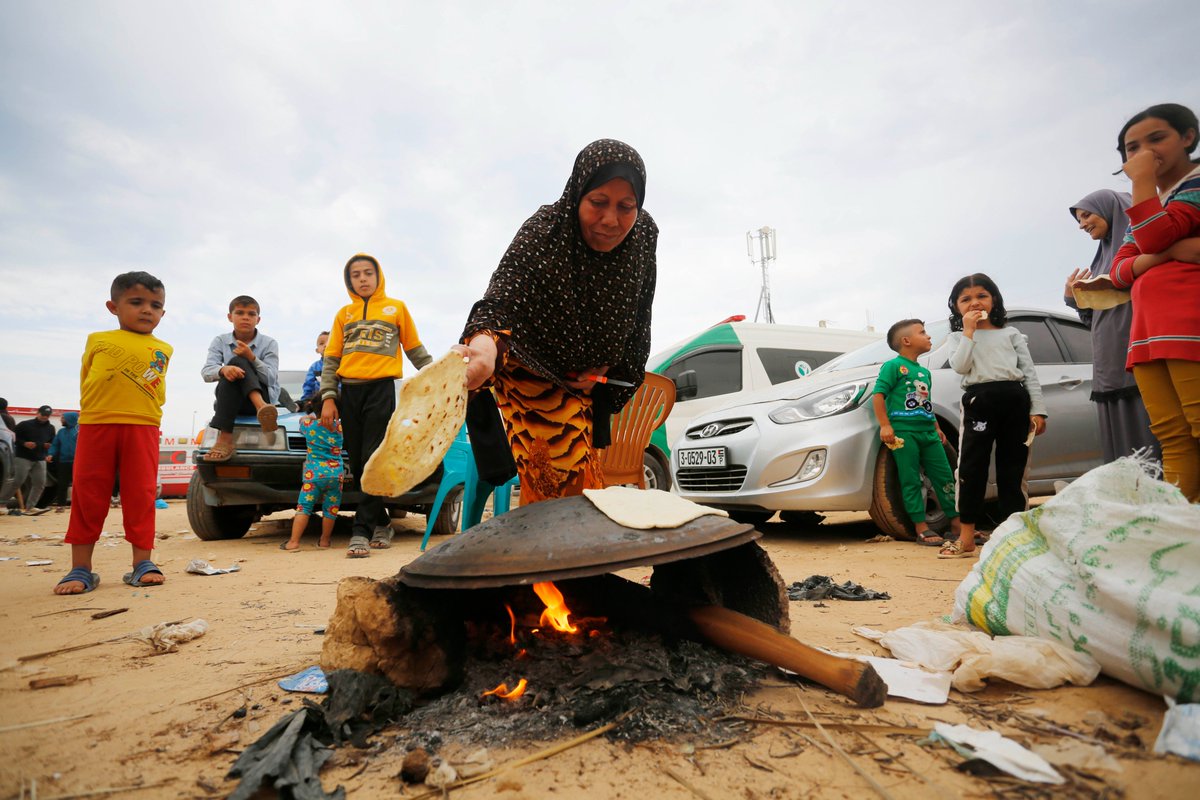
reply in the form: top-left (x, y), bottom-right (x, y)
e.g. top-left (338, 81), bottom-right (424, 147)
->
top-left (953, 458), bottom-right (1200, 701)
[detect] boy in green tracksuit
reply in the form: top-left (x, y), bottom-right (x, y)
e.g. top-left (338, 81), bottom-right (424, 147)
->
top-left (872, 319), bottom-right (960, 546)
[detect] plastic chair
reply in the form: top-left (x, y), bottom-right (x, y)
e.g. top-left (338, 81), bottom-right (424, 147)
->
top-left (599, 373), bottom-right (676, 488)
top-left (420, 426), bottom-right (472, 550)
top-left (461, 458), bottom-right (520, 531)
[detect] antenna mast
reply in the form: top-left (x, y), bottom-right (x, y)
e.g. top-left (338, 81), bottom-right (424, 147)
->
top-left (747, 226), bottom-right (777, 324)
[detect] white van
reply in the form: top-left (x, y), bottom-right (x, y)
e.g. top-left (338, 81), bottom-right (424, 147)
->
top-left (643, 317), bottom-right (882, 489)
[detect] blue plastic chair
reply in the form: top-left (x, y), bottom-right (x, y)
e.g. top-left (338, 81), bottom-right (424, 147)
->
top-left (420, 427), bottom-right (472, 551)
top-left (420, 426), bottom-right (519, 550)
top-left (461, 457), bottom-right (519, 531)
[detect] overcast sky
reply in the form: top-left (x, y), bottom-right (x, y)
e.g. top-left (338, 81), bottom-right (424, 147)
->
top-left (0, 1), bottom-right (1192, 436)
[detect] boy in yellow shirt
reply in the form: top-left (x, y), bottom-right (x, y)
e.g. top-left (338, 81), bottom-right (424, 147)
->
top-left (319, 253), bottom-right (431, 557)
top-left (55, 272), bottom-right (172, 594)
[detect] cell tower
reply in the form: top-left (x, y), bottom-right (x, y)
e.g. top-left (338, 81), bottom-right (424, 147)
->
top-left (746, 226), bottom-right (777, 324)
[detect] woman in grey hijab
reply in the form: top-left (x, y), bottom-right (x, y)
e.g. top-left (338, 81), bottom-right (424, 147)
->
top-left (1062, 189), bottom-right (1159, 463)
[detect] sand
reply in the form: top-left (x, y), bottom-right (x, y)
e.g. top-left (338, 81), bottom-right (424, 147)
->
top-left (1, 502), bottom-right (1196, 799)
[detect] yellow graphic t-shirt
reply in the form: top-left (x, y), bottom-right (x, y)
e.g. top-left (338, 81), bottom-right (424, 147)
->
top-left (79, 329), bottom-right (173, 426)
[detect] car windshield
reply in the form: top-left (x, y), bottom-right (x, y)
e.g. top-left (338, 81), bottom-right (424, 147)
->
top-left (277, 369), bottom-right (307, 410)
top-left (815, 320), bottom-right (952, 373)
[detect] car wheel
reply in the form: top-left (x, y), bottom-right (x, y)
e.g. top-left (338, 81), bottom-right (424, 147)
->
top-left (868, 438), bottom-right (957, 540)
top-left (430, 485), bottom-right (463, 536)
top-left (643, 451), bottom-right (671, 491)
top-left (186, 472), bottom-right (257, 540)
top-left (727, 508), bottom-right (775, 526)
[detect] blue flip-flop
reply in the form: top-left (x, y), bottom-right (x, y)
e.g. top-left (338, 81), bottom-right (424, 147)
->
top-left (123, 559), bottom-right (164, 587)
top-left (56, 567), bottom-right (100, 594)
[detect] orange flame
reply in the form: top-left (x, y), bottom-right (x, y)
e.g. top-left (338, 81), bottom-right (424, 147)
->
top-left (481, 678), bottom-right (528, 700)
top-left (505, 604), bottom-right (517, 645)
top-left (533, 581), bottom-right (577, 633)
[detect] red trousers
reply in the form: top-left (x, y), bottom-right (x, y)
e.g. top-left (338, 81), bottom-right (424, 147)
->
top-left (66, 424), bottom-right (160, 551)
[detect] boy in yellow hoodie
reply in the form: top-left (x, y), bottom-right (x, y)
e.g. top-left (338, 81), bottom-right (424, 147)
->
top-left (319, 254), bottom-right (432, 557)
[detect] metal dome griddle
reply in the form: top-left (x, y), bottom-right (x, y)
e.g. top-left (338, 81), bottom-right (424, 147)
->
top-left (399, 494), bottom-right (759, 589)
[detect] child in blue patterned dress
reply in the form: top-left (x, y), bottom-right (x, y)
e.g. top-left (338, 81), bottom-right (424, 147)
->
top-left (281, 414), bottom-right (344, 551)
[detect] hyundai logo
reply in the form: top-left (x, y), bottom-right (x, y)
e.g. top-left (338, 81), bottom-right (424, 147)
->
top-left (699, 423), bottom-right (721, 438)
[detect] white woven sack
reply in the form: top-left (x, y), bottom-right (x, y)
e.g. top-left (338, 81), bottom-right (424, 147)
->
top-left (953, 457), bottom-right (1200, 701)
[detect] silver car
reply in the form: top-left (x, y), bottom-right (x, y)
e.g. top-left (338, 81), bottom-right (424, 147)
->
top-left (671, 309), bottom-right (1102, 536)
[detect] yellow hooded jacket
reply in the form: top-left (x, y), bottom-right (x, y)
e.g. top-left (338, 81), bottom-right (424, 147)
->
top-left (320, 254), bottom-right (429, 399)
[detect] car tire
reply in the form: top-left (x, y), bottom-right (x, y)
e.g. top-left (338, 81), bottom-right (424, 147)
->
top-left (186, 472), bottom-right (257, 540)
top-left (430, 485), bottom-right (463, 536)
top-left (727, 508), bottom-right (775, 526)
top-left (868, 438), bottom-right (957, 540)
top-left (643, 451), bottom-right (671, 492)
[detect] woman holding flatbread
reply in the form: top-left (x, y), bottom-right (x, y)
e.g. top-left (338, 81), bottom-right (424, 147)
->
top-left (1062, 189), bottom-right (1159, 464)
top-left (455, 139), bottom-right (657, 505)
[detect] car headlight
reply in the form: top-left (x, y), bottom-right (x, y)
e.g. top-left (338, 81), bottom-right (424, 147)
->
top-left (768, 381), bottom-right (870, 424)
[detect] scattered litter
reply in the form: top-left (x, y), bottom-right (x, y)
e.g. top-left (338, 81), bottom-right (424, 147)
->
top-left (863, 534), bottom-right (894, 543)
top-left (1032, 740), bottom-right (1123, 773)
top-left (818, 654), bottom-right (952, 704)
top-left (155, 532), bottom-right (170, 540)
top-left (185, 559), bottom-right (241, 576)
top-left (228, 670), bottom-right (413, 799)
top-left (787, 575), bottom-right (890, 601)
top-left (929, 723), bottom-right (1064, 784)
top-left (855, 621), bottom-right (1099, 692)
top-left (0, 557), bottom-right (17, 562)
top-left (28, 534), bottom-right (42, 540)
top-left (425, 759), bottom-right (458, 788)
top-left (400, 748), bottom-right (431, 783)
top-left (26, 560), bottom-right (52, 567)
top-left (1155, 698), bottom-right (1200, 762)
top-left (279, 666), bottom-right (329, 694)
top-left (155, 499), bottom-right (169, 509)
top-left (133, 619), bottom-right (209, 654)
top-left (180, 533), bottom-right (197, 540)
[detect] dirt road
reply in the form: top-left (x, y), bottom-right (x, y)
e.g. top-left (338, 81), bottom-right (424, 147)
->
top-left (1, 502), bottom-right (1195, 798)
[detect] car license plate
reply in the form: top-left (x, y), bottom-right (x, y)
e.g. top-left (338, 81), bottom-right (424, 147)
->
top-left (678, 447), bottom-right (727, 468)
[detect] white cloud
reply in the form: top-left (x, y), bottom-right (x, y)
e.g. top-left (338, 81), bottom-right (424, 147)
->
top-left (0, 0), bottom-right (1193, 433)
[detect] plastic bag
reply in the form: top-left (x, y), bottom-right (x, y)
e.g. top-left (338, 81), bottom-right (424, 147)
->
top-left (953, 457), bottom-right (1200, 701)
top-left (857, 621), bottom-right (1099, 692)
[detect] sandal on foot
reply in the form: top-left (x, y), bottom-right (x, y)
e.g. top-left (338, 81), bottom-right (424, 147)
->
top-left (347, 535), bottom-right (371, 558)
top-left (916, 531), bottom-right (945, 546)
top-left (56, 567), bottom-right (100, 594)
top-left (370, 526), bottom-right (394, 549)
top-left (203, 442), bottom-right (237, 463)
top-left (257, 404), bottom-right (279, 433)
top-left (123, 559), bottom-right (165, 587)
top-left (279, 541), bottom-right (300, 551)
top-left (974, 531), bottom-right (991, 546)
top-left (937, 540), bottom-right (976, 559)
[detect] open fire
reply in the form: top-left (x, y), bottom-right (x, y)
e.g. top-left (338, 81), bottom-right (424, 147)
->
top-left (482, 581), bottom-right (594, 701)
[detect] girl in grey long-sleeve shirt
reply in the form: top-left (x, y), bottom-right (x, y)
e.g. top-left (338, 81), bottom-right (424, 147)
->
top-left (938, 274), bottom-right (1049, 559)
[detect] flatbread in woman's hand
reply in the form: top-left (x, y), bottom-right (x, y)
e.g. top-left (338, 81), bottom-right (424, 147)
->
top-left (1071, 275), bottom-right (1131, 310)
top-left (361, 351), bottom-right (468, 497)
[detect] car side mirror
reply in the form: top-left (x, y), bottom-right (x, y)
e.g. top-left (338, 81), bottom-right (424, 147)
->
top-left (675, 370), bottom-right (698, 400)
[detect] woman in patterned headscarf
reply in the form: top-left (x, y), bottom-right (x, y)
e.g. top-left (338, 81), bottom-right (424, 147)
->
top-left (455, 139), bottom-right (658, 504)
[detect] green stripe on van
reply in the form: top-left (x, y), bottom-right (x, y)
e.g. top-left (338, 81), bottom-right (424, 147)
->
top-left (647, 324), bottom-right (741, 372)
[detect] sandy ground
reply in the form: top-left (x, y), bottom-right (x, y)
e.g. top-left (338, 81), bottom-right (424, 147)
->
top-left (1, 501), bottom-right (1196, 800)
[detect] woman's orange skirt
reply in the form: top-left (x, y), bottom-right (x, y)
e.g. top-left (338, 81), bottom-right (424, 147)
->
top-left (492, 361), bottom-right (604, 505)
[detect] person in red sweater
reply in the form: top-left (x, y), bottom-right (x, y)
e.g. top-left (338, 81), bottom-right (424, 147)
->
top-left (1107, 103), bottom-right (1200, 501)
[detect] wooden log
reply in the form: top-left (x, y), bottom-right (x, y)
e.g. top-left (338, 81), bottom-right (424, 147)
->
top-left (685, 605), bottom-right (887, 708)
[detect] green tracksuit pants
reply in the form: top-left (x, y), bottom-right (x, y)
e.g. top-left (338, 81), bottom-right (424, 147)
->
top-left (891, 427), bottom-right (958, 523)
